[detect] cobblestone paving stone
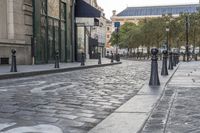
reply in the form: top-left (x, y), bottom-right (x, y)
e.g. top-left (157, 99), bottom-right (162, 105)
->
top-left (142, 62), bottom-right (200, 133)
top-left (166, 87), bottom-right (200, 133)
top-left (0, 60), bottom-right (150, 133)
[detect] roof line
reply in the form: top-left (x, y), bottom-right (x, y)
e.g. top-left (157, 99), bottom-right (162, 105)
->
top-left (116, 4), bottom-right (200, 16)
top-left (125, 3), bottom-right (199, 8)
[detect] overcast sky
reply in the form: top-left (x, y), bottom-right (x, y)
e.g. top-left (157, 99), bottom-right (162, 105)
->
top-left (97, 0), bottom-right (199, 19)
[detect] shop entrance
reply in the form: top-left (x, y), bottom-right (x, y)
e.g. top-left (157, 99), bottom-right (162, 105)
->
top-left (33, 0), bottom-right (68, 64)
top-left (48, 18), bottom-right (60, 62)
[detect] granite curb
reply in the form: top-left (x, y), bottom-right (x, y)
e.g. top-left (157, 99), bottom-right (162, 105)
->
top-left (0, 62), bottom-right (122, 80)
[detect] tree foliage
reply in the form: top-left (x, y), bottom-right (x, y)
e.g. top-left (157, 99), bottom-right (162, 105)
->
top-left (110, 12), bottom-right (200, 52)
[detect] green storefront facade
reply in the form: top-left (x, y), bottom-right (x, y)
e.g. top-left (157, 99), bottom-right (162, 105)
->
top-left (32, 0), bottom-right (75, 64)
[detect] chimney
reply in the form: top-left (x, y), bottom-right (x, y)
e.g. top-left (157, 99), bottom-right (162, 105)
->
top-left (112, 10), bottom-right (116, 16)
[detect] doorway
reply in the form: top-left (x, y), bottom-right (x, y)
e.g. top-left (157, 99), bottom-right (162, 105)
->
top-left (48, 18), bottom-right (60, 62)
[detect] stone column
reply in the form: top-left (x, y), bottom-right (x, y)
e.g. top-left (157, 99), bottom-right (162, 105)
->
top-left (7, 0), bottom-right (14, 39)
top-left (0, 0), bottom-right (7, 39)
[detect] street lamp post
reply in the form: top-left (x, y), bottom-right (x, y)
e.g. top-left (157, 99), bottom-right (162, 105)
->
top-left (163, 14), bottom-right (171, 52)
top-left (197, 2), bottom-right (200, 56)
top-left (193, 26), bottom-right (196, 55)
top-left (192, 18), bottom-right (197, 56)
top-left (185, 15), bottom-right (189, 62)
top-left (166, 26), bottom-right (170, 52)
top-left (165, 20), bottom-right (173, 70)
top-left (114, 22), bottom-right (120, 54)
top-left (116, 28), bottom-right (119, 54)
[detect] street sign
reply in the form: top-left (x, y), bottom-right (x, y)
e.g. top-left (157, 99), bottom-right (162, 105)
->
top-left (114, 22), bottom-right (120, 28)
top-left (115, 27), bottom-right (119, 33)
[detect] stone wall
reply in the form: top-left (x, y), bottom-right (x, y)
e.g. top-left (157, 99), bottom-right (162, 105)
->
top-left (0, 0), bottom-right (7, 39)
top-left (0, 0), bottom-right (75, 64)
top-left (0, 0), bottom-right (32, 65)
top-left (24, 0), bottom-right (33, 45)
top-left (66, 0), bottom-right (75, 61)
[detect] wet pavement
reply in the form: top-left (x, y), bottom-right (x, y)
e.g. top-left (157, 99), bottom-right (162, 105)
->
top-left (0, 60), bottom-right (151, 133)
top-left (142, 61), bottom-right (200, 133)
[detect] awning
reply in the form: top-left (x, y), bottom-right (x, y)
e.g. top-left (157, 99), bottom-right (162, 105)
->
top-left (75, 0), bottom-right (101, 18)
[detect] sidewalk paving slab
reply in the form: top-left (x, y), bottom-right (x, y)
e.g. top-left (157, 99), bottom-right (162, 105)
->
top-left (141, 61), bottom-right (200, 133)
top-left (89, 62), bottom-right (180, 133)
top-left (0, 59), bottom-right (121, 80)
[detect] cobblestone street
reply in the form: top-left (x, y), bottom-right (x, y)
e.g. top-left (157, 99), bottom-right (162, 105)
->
top-left (0, 60), bottom-right (150, 133)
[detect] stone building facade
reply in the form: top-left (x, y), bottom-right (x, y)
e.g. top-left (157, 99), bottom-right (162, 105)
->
top-left (0, 0), bottom-right (32, 64)
top-left (111, 4), bottom-right (200, 28)
top-left (0, 0), bottom-right (75, 65)
top-left (75, 0), bottom-right (106, 60)
top-left (105, 20), bottom-right (112, 48)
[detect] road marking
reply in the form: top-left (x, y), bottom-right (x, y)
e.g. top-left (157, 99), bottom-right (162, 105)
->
top-left (0, 123), bottom-right (16, 131)
top-left (1, 124), bottom-right (63, 133)
top-left (0, 81), bottom-right (46, 89)
top-left (30, 82), bottom-right (66, 94)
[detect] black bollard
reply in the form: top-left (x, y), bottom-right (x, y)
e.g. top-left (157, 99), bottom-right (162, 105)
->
top-left (176, 53), bottom-right (179, 64)
top-left (177, 53), bottom-right (180, 64)
top-left (168, 51), bottom-right (173, 70)
top-left (115, 53), bottom-right (117, 61)
top-left (172, 53), bottom-right (176, 67)
top-left (98, 53), bottom-right (101, 65)
top-left (54, 50), bottom-right (60, 68)
top-left (174, 53), bottom-right (177, 66)
top-left (116, 53), bottom-right (120, 62)
top-left (147, 53), bottom-right (150, 60)
top-left (174, 53), bottom-right (177, 65)
top-left (10, 49), bottom-right (17, 72)
top-left (160, 53), bottom-right (162, 60)
top-left (161, 50), bottom-right (168, 76)
top-left (111, 52), bottom-right (114, 63)
top-left (149, 48), bottom-right (160, 86)
top-left (175, 53), bottom-right (178, 65)
top-left (195, 54), bottom-right (198, 61)
top-left (176, 53), bottom-right (178, 64)
top-left (81, 52), bottom-right (85, 66)
top-left (183, 53), bottom-right (186, 62)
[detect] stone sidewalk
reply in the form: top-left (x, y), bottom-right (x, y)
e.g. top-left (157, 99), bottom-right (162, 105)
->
top-left (90, 61), bottom-right (200, 133)
top-left (0, 58), bottom-right (120, 80)
top-left (141, 61), bottom-right (200, 133)
top-left (0, 59), bottom-right (110, 74)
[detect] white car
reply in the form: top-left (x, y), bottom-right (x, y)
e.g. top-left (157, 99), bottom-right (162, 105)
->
top-left (180, 46), bottom-right (186, 53)
top-left (195, 47), bottom-right (199, 54)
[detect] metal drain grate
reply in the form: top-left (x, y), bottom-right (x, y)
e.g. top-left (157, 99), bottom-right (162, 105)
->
top-left (0, 58), bottom-right (9, 64)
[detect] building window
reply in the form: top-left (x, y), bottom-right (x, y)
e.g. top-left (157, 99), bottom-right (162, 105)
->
top-left (48, 0), bottom-right (60, 19)
top-left (107, 35), bottom-right (110, 38)
top-left (107, 27), bottom-right (110, 31)
top-left (34, 0), bottom-right (68, 64)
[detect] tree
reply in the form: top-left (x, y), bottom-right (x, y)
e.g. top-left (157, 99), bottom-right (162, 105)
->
top-left (109, 12), bottom-right (200, 55)
top-left (110, 22), bottom-right (137, 48)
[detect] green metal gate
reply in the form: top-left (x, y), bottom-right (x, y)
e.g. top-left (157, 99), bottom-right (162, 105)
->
top-left (33, 0), bottom-right (68, 64)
